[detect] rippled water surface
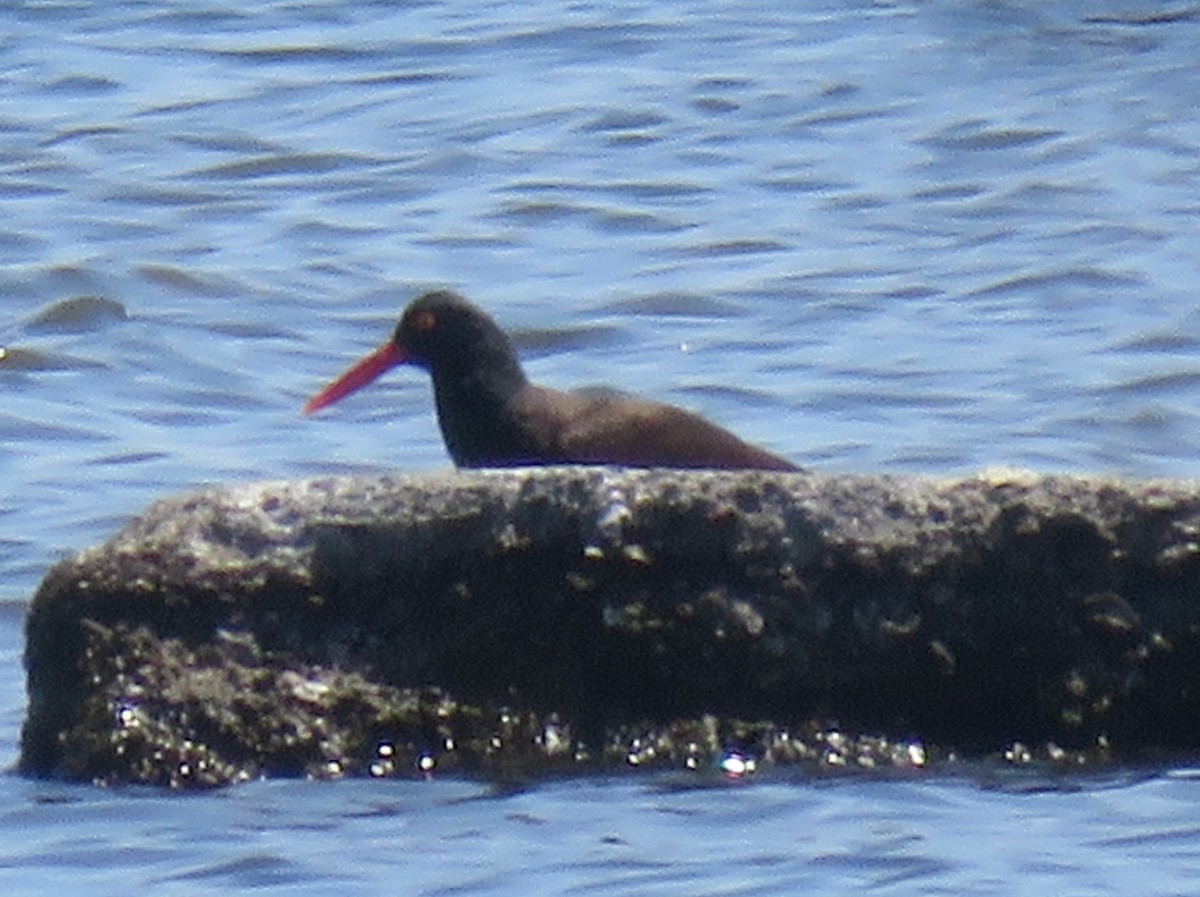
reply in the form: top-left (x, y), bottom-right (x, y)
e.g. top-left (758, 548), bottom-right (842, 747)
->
top-left (3, 0), bottom-right (1200, 893)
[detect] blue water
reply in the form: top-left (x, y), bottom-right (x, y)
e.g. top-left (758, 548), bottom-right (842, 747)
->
top-left (2, 769), bottom-right (1199, 896)
top-left (4, 0), bottom-right (1200, 893)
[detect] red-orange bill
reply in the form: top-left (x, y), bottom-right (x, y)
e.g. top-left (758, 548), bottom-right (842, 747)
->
top-left (303, 341), bottom-right (407, 415)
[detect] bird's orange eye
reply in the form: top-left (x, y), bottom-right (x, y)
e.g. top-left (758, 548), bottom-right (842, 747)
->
top-left (414, 310), bottom-right (437, 333)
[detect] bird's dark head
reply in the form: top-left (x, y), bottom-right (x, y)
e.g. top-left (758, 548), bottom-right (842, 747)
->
top-left (304, 290), bottom-right (526, 416)
top-left (394, 291), bottom-right (510, 373)
top-left (393, 291), bottom-right (528, 400)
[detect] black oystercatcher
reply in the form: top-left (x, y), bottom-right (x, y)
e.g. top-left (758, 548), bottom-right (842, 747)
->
top-left (304, 291), bottom-right (799, 471)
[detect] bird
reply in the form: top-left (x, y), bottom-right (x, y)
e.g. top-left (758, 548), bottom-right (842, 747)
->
top-left (304, 290), bottom-right (799, 472)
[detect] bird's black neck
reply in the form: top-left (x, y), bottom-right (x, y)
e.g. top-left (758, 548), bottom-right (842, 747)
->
top-left (428, 340), bottom-right (535, 467)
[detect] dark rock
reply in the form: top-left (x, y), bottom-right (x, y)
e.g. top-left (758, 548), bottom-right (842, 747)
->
top-left (21, 467), bottom-right (1200, 787)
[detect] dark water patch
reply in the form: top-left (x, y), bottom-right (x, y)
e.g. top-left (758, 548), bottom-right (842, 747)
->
top-left (676, 382), bottom-right (793, 408)
top-left (757, 174), bottom-right (853, 194)
top-left (2, 346), bottom-right (81, 375)
top-left (1094, 822), bottom-right (1200, 850)
top-left (169, 131), bottom-right (285, 155)
top-left (598, 292), bottom-right (741, 318)
top-left (354, 70), bottom-right (462, 87)
top-left (330, 181), bottom-right (433, 204)
top-left (884, 284), bottom-right (943, 299)
top-left (806, 386), bottom-right (970, 411)
top-left (1109, 331), bottom-right (1200, 354)
top-left (818, 82), bottom-right (864, 101)
top-left (603, 132), bottom-right (660, 148)
top-left (694, 76), bottom-right (756, 92)
top-left (512, 323), bottom-right (625, 357)
top-left (577, 108), bottom-right (670, 133)
top-left (200, 320), bottom-right (299, 340)
top-left (786, 105), bottom-right (896, 130)
top-left (138, 96), bottom-right (228, 117)
top-left (43, 74), bottom-right (120, 95)
top-left (158, 854), bottom-right (315, 888)
top-left (589, 208), bottom-right (689, 234)
top-left (808, 850), bottom-right (954, 890)
top-left (487, 20), bottom-right (681, 57)
top-left (919, 123), bottom-right (1064, 152)
top-left (285, 221), bottom-right (390, 247)
top-left (0, 413), bottom-right (112, 442)
top-left (142, 6), bottom-right (255, 28)
top-left (1083, 8), bottom-right (1200, 26)
top-left (24, 297), bottom-right (128, 334)
top-left (193, 152), bottom-right (381, 180)
top-left (596, 181), bottom-right (711, 200)
top-left (1058, 222), bottom-right (1168, 249)
top-left (1003, 180), bottom-right (1107, 205)
top-left (126, 407), bottom-right (232, 427)
top-left (969, 267), bottom-right (1145, 297)
top-left (1095, 370), bottom-right (1200, 397)
top-left (117, 186), bottom-right (236, 207)
top-left (1126, 126), bottom-right (1200, 160)
top-left (5, 160), bottom-right (79, 189)
top-left (912, 182), bottom-right (990, 202)
top-left (823, 193), bottom-right (889, 211)
top-left (39, 125), bottom-right (125, 148)
top-left (699, 333), bottom-right (804, 357)
top-left (175, 201), bottom-right (276, 226)
top-left (299, 259), bottom-right (363, 282)
top-left (0, 346), bottom-right (79, 371)
top-left (0, 230), bottom-right (46, 253)
top-left (490, 200), bottom-right (592, 225)
top-left (0, 342), bottom-right (111, 371)
top-left (1074, 25), bottom-right (1166, 54)
top-left (400, 147), bottom-right (488, 177)
top-left (208, 44), bottom-right (383, 65)
top-left (0, 596), bottom-right (28, 623)
top-left (1166, 202), bottom-right (1200, 218)
top-left (83, 450), bottom-right (172, 467)
top-left (691, 96), bottom-right (740, 114)
top-left (728, 279), bottom-right (839, 304)
top-left (888, 447), bottom-right (977, 470)
top-left (27, 265), bottom-right (111, 298)
top-left (329, 286), bottom-right (430, 317)
top-left (414, 232), bottom-right (521, 249)
top-left (0, 180), bottom-right (65, 198)
top-left (678, 239), bottom-right (789, 258)
top-left (500, 179), bottom-right (580, 195)
top-left (0, 113), bottom-right (34, 135)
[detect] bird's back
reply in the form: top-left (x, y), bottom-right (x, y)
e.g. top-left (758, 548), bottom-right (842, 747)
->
top-left (513, 385), bottom-right (799, 471)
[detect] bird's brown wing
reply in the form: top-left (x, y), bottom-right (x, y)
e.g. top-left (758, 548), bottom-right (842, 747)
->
top-left (517, 386), bottom-right (798, 471)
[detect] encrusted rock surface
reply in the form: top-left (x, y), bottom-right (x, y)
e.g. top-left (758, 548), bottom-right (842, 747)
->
top-left (21, 467), bottom-right (1200, 786)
